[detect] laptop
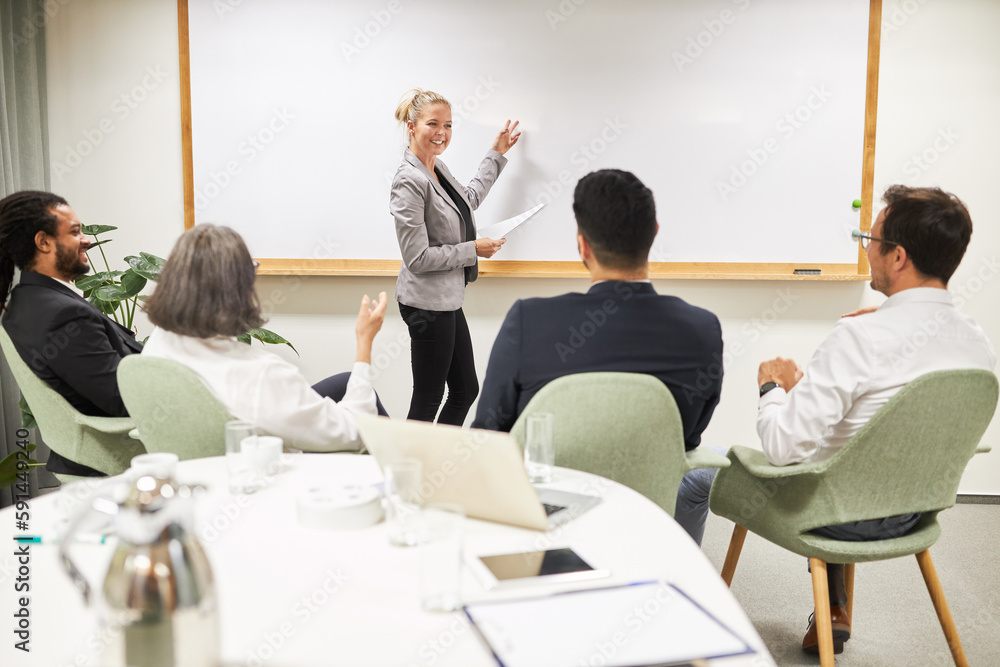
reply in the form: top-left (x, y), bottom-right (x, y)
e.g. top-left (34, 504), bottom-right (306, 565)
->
top-left (355, 415), bottom-right (601, 531)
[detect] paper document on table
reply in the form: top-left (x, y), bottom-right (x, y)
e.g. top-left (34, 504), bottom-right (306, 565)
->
top-left (463, 581), bottom-right (755, 667)
top-left (476, 203), bottom-right (545, 239)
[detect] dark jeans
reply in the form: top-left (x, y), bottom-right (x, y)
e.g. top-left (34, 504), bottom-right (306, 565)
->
top-left (397, 304), bottom-right (478, 425)
top-left (311, 372), bottom-right (389, 417)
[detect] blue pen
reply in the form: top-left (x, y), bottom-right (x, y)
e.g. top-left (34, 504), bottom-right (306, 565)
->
top-left (14, 534), bottom-right (108, 544)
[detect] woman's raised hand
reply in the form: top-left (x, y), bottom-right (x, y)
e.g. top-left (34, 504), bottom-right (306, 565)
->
top-left (491, 120), bottom-right (521, 155)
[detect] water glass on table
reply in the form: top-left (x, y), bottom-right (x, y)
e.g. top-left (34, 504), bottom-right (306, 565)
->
top-left (225, 420), bottom-right (265, 494)
top-left (419, 503), bottom-right (465, 612)
top-left (384, 458), bottom-right (423, 546)
top-left (524, 412), bottom-right (555, 484)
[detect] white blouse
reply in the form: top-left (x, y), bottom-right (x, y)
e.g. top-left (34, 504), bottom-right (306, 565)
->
top-left (142, 328), bottom-right (376, 452)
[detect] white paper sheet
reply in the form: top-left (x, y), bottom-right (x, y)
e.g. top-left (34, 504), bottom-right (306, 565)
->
top-left (463, 581), bottom-right (754, 667)
top-left (476, 204), bottom-right (545, 240)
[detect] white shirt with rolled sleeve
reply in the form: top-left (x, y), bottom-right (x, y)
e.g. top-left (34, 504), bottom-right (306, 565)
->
top-left (142, 328), bottom-right (377, 452)
top-left (757, 287), bottom-right (996, 467)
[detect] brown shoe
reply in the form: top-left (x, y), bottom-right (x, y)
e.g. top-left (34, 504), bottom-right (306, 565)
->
top-left (802, 605), bottom-right (851, 655)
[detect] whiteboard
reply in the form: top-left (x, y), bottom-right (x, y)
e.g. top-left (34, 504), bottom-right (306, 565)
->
top-left (187, 0), bottom-right (871, 266)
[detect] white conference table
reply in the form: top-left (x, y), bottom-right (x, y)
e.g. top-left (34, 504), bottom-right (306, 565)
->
top-left (0, 454), bottom-right (774, 666)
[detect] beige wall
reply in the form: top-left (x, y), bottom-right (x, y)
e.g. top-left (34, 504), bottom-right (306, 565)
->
top-left (44, 0), bottom-right (1000, 492)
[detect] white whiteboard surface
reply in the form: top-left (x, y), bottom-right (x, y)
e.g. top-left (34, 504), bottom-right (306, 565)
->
top-left (187, 0), bottom-right (870, 265)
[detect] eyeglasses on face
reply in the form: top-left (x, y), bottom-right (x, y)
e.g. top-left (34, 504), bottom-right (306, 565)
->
top-left (857, 233), bottom-right (902, 251)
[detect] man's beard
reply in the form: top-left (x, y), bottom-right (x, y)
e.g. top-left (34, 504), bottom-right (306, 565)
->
top-left (55, 243), bottom-right (90, 279)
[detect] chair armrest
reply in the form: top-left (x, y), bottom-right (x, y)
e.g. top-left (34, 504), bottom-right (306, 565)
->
top-left (976, 442), bottom-right (993, 454)
top-left (727, 445), bottom-right (827, 478)
top-left (684, 448), bottom-right (730, 472)
top-left (75, 414), bottom-right (136, 435)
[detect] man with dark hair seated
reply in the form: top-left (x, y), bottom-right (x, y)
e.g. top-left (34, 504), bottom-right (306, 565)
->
top-left (685, 185), bottom-right (995, 655)
top-left (472, 169), bottom-right (724, 534)
top-left (0, 191), bottom-right (143, 476)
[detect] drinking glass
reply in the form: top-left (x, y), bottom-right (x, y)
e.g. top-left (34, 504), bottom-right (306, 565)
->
top-left (384, 458), bottom-right (423, 546)
top-left (524, 413), bottom-right (555, 483)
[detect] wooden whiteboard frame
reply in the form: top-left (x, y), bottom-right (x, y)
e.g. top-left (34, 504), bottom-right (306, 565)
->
top-left (177, 0), bottom-right (881, 281)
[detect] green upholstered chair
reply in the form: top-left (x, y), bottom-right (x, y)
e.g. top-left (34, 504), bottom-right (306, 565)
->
top-left (509, 372), bottom-right (729, 516)
top-left (708, 369), bottom-right (998, 667)
top-left (117, 355), bottom-right (233, 460)
top-left (0, 328), bottom-right (145, 483)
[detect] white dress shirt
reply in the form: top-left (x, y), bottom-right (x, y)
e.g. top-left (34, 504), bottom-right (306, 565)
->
top-left (142, 328), bottom-right (377, 452)
top-left (757, 287), bottom-right (996, 466)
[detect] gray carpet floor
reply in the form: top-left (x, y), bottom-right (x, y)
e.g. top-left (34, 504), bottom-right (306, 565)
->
top-left (702, 503), bottom-right (1000, 666)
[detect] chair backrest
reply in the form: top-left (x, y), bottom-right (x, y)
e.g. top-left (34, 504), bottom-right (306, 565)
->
top-left (510, 372), bottom-right (688, 515)
top-left (798, 368), bottom-right (998, 529)
top-left (117, 355), bottom-right (234, 460)
top-left (0, 327), bottom-right (142, 475)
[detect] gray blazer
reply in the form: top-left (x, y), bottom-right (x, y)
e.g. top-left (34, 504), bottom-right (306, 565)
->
top-left (390, 148), bottom-right (507, 311)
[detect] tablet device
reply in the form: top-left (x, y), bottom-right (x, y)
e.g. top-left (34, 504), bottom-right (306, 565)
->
top-left (468, 547), bottom-right (609, 589)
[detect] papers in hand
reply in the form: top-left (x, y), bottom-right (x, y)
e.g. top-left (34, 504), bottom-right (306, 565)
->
top-left (476, 203), bottom-right (545, 240)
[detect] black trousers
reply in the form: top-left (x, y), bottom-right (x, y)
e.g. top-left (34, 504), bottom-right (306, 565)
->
top-left (397, 304), bottom-right (479, 425)
top-left (311, 372), bottom-right (389, 417)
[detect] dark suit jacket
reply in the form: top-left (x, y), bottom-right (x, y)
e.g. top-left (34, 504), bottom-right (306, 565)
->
top-left (471, 282), bottom-right (724, 451)
top-left (3, 271), bottom-right (143, 475)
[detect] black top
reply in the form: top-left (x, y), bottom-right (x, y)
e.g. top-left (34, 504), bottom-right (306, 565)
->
top-left (435, 167), bottom-right (478, 285)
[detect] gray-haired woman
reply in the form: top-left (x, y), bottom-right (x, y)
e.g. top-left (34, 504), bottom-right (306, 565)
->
top-left (143, 224), bottom-right (387, 451)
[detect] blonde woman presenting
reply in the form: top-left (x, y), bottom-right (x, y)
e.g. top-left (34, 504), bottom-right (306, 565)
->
top-left (390, 88), bottom-right (520, 425)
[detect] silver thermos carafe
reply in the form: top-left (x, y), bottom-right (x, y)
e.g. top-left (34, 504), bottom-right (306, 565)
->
top-left (59, 472), bottom-right (220, 667)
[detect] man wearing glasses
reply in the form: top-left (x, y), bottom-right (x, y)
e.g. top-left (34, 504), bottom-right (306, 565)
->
top-left (680, 185), bottom-right (994, 654)
top-left (756, 185), bottom-right (994, 654)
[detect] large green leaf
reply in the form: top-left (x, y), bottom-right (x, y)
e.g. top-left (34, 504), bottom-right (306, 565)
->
top-left (125, 254), bottom-right (165, 282)
top-left (120, 270), bottom-right (147, 297)
top-left (237, 327), bottom-right (299, 355)
top-left (94, 284), bottom-right (131, 301)
top-left (19, 394), bottom-right (36, 430)
top-left (0, 444), bottom-right (39, 489)
top-left (87, 238), bottom-right (113, 249)
top-left (76, 270), bottom-right (124, 291)
top-left (81, 224), bottom-right (117, 235)
top-left (88, 292), bottom-right (120, 315)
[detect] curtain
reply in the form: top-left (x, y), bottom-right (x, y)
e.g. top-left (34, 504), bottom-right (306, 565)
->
top-left (0, 0), bottom-right (59, 506)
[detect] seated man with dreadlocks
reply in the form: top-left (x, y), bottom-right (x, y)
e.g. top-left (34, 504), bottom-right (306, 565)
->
top-left (0, 191), bottom-right (143, 477)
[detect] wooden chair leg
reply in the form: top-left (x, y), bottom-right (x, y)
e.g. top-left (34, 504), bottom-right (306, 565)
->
top-left (809, 558), bottom-right (836, 667)
top-left (720, 525), bottom-right (747, 586)
top-left (916, 550), bottom-right (968, 667)
top-left (845, 563), bottom-right (855, 621)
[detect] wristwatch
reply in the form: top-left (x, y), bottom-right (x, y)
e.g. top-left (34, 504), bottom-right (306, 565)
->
top-left (759, 381), bottom-right (781, 397)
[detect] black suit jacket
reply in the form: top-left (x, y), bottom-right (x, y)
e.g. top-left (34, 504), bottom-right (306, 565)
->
top-left (471, 282), bottom-right (724, 451)
top-left (3, 271), bottom-right (143, 474)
